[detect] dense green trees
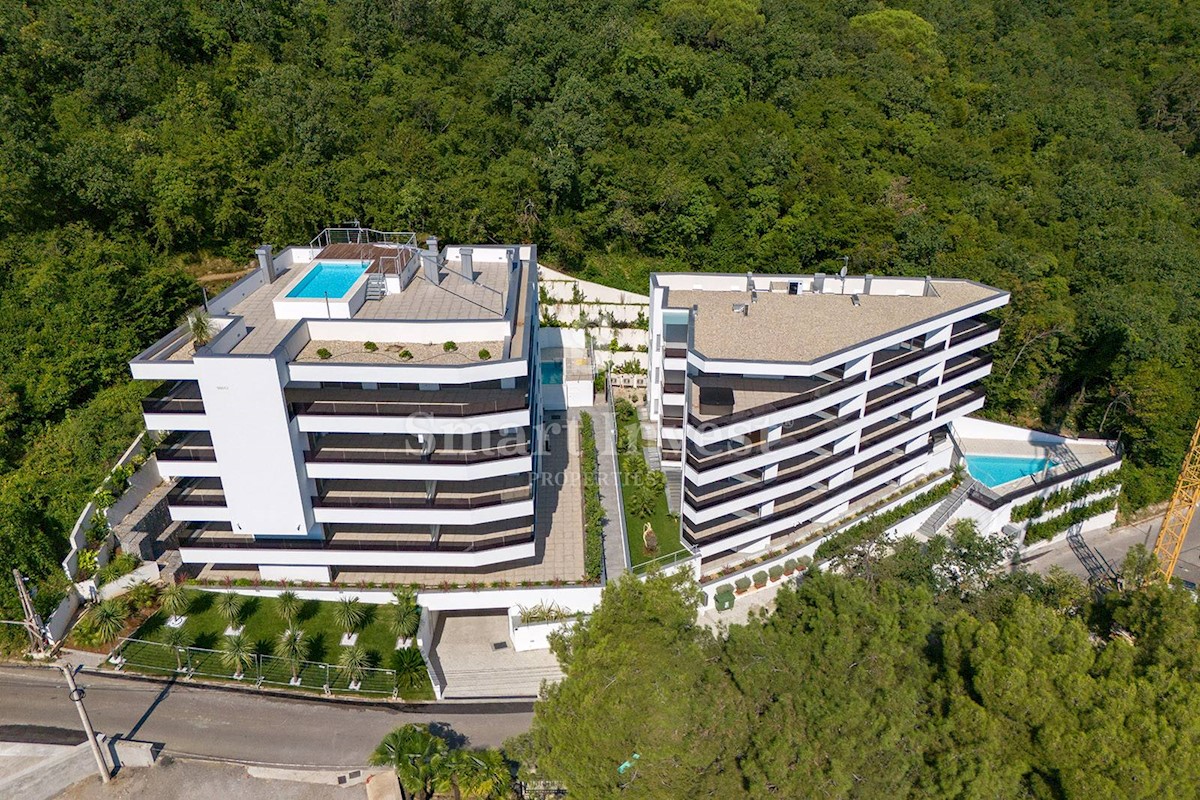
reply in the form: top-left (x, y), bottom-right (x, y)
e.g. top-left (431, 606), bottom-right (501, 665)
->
top-left (527, 558), bottom-right (1200, 798)
top-left (3, 0), bottom-right (1200, 633)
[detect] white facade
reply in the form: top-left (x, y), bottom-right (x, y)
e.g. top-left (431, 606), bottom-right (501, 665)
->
top-left (648, 271), bottom-right (1011, 561)
top-left (131, 231), bottom-right (542, 583)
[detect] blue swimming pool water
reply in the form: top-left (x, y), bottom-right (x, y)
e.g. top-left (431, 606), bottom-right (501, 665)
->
top-left (286, 262), bottom-right (370, 299)
top-left (542, 361), bottom-right (564, 385)
top-left (965, 454), bottom-right (1055, 488)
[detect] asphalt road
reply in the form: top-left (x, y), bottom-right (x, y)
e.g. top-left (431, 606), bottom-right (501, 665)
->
top-left (0, 666), bottom-right (532, 766)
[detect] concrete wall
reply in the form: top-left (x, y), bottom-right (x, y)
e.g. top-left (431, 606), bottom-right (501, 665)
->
top-left (539, 265), bottom-right (650, 305)
top-left (96, 562), bottom-right (162, 601)
top-left (508, 609), bottom-right (575, 652)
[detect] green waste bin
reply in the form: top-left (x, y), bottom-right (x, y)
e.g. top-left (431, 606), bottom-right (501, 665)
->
top-left (715, 592), bottom-right (736, 611)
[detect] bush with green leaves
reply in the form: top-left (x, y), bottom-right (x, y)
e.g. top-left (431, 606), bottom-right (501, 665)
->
top-left (735, 576), bottom-right (751, 593)
top-left (338, 645), bottom-right (370, 684)
top-left (160, 583), bottom-right (192, 618)
top-left (769, 565), bottom-right (784, 581)
top-left (784, 559), bottom-right (798, 574)
top-left (363, 341), bottom-right (378, 352)
top-left (753, 570), bottom-right (768, 587)
top-left (316, 347), bottom-right (332, 360)
top-left (274, 590), bottom-right (302, 628)
top-left (220, 632), bottom-right (255, 676)
top-left (442, 341), bottom-right (457, 352)
top-left (477, 348), bottom-right (491, 360)
top-left (579, 412), bottom-right (604, 580)
top-left (124, 580), bottom-right (159, 609)
top-left (79, 598), bottom-right (129, 646)
top-left (215, 592), bottom-right (244, 628)
top-left (333, 597), bottom-right (366, 634)
top-left (96, 551), bottom-right (140, 585)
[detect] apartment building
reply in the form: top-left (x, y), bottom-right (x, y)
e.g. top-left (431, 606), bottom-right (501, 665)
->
top-left (648, 272), bottom-right (1010, 560)
top-left (129, 229), bottom-right (541, 584)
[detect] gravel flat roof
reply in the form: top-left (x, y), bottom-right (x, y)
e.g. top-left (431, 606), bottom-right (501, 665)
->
top-left (666, 279), bottom-right (1002, 363)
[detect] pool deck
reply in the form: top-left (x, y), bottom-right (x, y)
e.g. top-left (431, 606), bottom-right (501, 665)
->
top-left (959, 436), bottom-right (1116, 494)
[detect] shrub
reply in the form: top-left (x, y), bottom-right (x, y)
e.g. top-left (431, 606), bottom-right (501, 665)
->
top-left (1023, 496), bottom-right (1118, 545)
top-left (316, 347), bottom-right (332, 360)
top-left (364, 341), bottom-right (378, 351)
top-left (735, 576), bottom-right (751, 593)
top-left (769, 565), bottom-right (784, 582)
top-left (797, 555), bottom-right (813, 569)
top-left (478, 348), bottom-right (491, 360)
top-left (815, 480), bottom-right (957, 562)
top-left (125, 580), bottom-right (159, 610)
top-left (399, 349), bottom-right (413, 360)
top-left (160, 583), bottom-right (192, 618)
top-left (86, 512), bottom-right (110, 547)
top-left (443, 341), bottom-right (457, 352)
top-left (715, 584), bottom-right (733, 597)
top-left (77, 548), bottom-right (99, 580)
top-left (753, 570), bottom-right (768, 588)
top-left (579, 412), bottom-right (604, 580)
top-left (96, 552), bottom-right (140, 586)
top-left (84, 598), bottom-right (129, 645)
top-left (784, 558), bottom-right (798, 575)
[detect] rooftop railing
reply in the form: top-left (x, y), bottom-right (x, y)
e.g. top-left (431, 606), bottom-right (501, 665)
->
top-left (309, 227), bottom-right (418, 248)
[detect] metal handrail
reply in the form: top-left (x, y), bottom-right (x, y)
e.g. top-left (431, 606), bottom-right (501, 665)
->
top-left (310, 227), bottom-right (418, 248)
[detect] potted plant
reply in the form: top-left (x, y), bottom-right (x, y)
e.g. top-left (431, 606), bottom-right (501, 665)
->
top-left (753, 570), bottom-right (768, 589)
top-left (734, 576), bottom-right (751, 595)
top-left (797, 555), bottom-right (813, 572)
top-left (769, 565), bottom-right (784, 583)
top-left (783, 558), bottom-right (798, 576)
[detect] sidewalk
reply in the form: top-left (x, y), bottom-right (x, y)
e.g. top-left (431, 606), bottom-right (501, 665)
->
top-left (588, 407), bottom-right (629, 581)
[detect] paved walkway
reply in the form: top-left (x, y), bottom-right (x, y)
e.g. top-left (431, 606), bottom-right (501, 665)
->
top-left (589, 407), bottom-right (629, 581)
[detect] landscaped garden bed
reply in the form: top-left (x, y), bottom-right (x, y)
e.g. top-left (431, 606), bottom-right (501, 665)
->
top-left (110, 588), bottom-right (434, 700)
top-left (613, 399), bottom-right (684, 568)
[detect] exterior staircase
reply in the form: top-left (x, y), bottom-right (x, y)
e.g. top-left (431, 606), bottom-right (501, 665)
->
top-left (664, 468), bottom-right (682, 516)
top-left (365, 274), bottom-right (387, 300)
top-left (917, 478), bottom-right (977, 538)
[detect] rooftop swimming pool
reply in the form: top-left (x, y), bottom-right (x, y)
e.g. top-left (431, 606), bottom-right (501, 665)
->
top-left (965, 454), bottom-right (1056, 488)
top-left (286, 261), bottom-right (370, 299)
top-left (542, 361), bottom-right (564, 385)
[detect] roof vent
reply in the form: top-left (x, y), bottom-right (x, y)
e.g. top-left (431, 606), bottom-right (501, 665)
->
top-left (732, 303), bottom-right (748, 316)
top-left (851, 294), bottom-right (861, 307)
top-left (750, 289), bottom-right (758, 304)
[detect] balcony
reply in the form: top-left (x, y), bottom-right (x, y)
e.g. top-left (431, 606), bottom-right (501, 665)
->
top-left (314, 476), bottom-right (532, 511)
top-left (305, 431), bottom-right (530, 465)
top-left (685, 446), bottom-right (853, 511)
top-left (936, 387), bottom-right (985, 417)
top-left (167, 477), bottom-right (226, 508)
top-left (683, 442), bottom-right (933, 546)
top-left (685, 411), bottom-right (853, 472)
top-left (949, 319), bottom-right (1000, 348)
top-left (288, 381), bottom-right (529, 419)
top-left (156, 431), bottom-right (216, 462)
top-left (687, 370), bottom-right (861, 430)
top-left (942, 354), bottom-right (992, 384)
top-left (142, 381), bottom-right (205, 415)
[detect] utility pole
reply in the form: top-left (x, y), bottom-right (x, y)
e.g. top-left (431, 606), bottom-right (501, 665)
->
top-left (12, 569), bottom-right (47, 656)
top-left (59, 664), bottom-right (110, 784)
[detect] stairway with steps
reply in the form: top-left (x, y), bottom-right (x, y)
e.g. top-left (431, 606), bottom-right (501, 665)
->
top-left (664, 468), bottom-right (682, 516)
top-left (365, 274), bottom-right (387, 300)
top-left (917, 478), bottom-right (978, 538)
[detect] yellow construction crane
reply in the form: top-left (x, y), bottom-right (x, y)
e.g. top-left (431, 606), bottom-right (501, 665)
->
top-left (1153, 419), bottom-right (1200, 581)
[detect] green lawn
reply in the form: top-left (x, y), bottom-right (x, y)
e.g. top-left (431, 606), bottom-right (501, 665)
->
top-left (614, 399), bottom-right (684, 569)
top-left (119, 592), bottom-right (434, 700)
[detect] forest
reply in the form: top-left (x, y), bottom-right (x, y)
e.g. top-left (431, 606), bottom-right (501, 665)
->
top-left (521, 545), bottom-right (1200, 798)
top-left (1, 0), bottom-right (1199, 621)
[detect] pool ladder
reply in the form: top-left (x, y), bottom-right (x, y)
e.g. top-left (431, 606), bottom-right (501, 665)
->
top-left (365, 274), bottom-right (387, 300)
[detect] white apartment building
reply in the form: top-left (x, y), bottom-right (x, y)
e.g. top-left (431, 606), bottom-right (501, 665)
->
top-left (129, 229), bottom-right (542, 584)
top-left (648, 272), bottom-right (1010, 561)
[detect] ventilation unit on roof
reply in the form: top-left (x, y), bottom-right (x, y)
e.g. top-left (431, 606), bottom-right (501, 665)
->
top-left (732, 303), bottom-right (748, 316)
top-left (851, 294), bottom-right (861, 307)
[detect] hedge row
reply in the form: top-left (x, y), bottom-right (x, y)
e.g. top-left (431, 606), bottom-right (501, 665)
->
top-left (815, 479), bottom-right (957, 562)
top-left (1010, 470), bottom-right (1121, 522)
top-left (579, 412), bottom-right (604, 580)
top-left (1022, 495), bottom-right (1118, 545)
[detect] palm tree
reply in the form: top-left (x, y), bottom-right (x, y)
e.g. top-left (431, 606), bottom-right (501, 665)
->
top-left (369, 725), bottom-right (451, 800)
top-left (215, 592), bottom-right (244, 631)
top-left (220, 632), bottom-right (255, 679)
top-left (276, 628), bottom-right (306, 684)
top-left (274, 590), bottom-right (302, 628)
top-left (162, 626), bottom-right (191, 671)
top-left (87, 598), bottom-right (129, 645)
top-left (160, 583), bottom-right (191, 620)
top-left (393, 647), bottom-right (427, 695)
top-left (185, 309), bottom-right (215, 346)
top-left (442, 749), bottom-right (513, 800)
top-left (338, 645), bottom-right (370, 688)
top-left (332, 597), bottom-right (365, 639)
top-left (388, 589), bottom-right (420, 644)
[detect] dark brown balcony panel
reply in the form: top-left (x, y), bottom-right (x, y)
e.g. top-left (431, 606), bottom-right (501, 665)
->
top-left (686, 411), bottom-right (855, 472)
top-left (315, 475), bottom-right (532, 510)
top-left (156, 431), bottom-right (216, 462)
top-left (683, 443), bottom-right (933, 546)
top-left (178, 531), bottom-right (535, 553)
top-left (167, 476), bottom-right (226, 507)
top-left (936, 388), bottom-right (984, 418)
top-left (949, 318), bottom-right (1000, 347)
top-left (288, 380), bottom-right (529, 419)
top-left (664, 347), bottom-right (688, 359)
top-left (688, 371), bottom-right (864, 429)
top-left (685, 446), bottom-right (854, 510)
top-left (942, 355), bottom-right (991, 383)
top-left (306, 430), bottom-right (531, 465)
top-left (142, 381), bottom-right (205, 414)
top-left (663, 382), bottom-right (686, 395)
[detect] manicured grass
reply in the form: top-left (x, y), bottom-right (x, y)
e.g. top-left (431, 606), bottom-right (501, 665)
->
top-left (613, 399), bottom-right (684, 568)
top-left (119, 592), bottom-right (434, 700)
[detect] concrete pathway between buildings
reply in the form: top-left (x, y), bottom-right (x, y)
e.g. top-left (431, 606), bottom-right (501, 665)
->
top-left (589, 406), bottom-right (629, 581)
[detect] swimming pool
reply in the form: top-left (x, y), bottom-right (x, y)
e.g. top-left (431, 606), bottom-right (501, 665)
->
top-left (964, 454), bottom-right (1056, 488)
top-left (286, 261), bottom-right (370, 299)
top-left (542, 361), bottom-right (564, 385)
